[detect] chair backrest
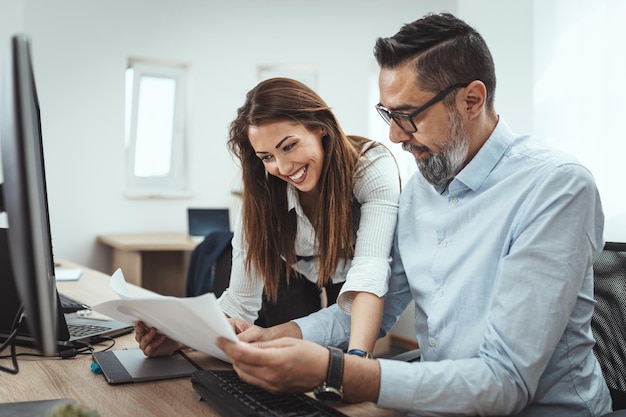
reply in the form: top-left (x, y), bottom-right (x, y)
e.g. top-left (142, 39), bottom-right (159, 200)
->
top-left (592, 241), bottom-right (626, 410)
top-left (185, 230), bottom-right (234, 298)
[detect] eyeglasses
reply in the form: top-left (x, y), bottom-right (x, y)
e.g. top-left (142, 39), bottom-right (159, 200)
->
top-left (375, 83), bottom-right (469, 134)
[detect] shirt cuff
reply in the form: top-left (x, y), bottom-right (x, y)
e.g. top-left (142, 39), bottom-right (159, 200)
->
top-left (217, 291), bottom-right (260, 323)
top-left (294, 304), bottom-right (351, 349)
top-left (377, 358), bottom-right (420, 410)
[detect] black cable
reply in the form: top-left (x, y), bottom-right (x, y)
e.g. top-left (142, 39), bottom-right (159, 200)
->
top-left (0, 305), bottom-right (25, 374)
top-left (87, 336), bottom-right (116, 352)
top-left (1, 316), bottom-right (122, 371)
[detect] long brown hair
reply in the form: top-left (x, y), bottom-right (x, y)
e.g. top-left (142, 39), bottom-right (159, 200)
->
top-left (228, 77), bottom-right (371, 301)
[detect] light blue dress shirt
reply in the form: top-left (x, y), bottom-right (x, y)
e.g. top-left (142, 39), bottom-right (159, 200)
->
top-left (295, 118), bottom-right (612, 416)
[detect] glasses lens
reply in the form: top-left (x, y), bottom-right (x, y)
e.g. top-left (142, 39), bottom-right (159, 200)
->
top-left (375, 104), bottom-right (416, 133)
top-left (393, 115), bottom-right (416, 133)
top-left (376, 105), bottom-right (392, 125)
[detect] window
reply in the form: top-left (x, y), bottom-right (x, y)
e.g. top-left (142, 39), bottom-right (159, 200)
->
top-left (125, 59), bottom-right (190, 198)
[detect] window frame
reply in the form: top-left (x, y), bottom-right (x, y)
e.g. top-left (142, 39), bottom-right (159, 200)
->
top-left (124, 58), bottom-right (190, 199)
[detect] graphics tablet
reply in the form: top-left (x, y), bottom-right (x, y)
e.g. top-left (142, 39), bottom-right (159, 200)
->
top-left (92, 347), bottom-right (201, 384)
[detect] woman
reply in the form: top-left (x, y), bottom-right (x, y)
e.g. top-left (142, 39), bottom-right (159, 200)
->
top-left (137, 78), bottom-right (400, 358)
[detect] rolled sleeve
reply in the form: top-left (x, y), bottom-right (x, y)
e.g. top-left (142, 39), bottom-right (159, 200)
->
top-left (337, 256), bottom-right (390, 313)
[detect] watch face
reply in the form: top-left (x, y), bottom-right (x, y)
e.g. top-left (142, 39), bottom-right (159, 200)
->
top-left (314, 386), bottom-right (343, 402)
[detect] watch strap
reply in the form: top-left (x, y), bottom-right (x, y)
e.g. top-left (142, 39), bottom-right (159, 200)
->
top-left (326, 346), bottom-right (344, 389)
top-left (347, 348), bottom-right (373, 359)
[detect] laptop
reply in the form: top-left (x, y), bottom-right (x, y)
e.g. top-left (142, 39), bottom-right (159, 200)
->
top-left (0, 230), bottom-right (133, 351)
top-left (0, 287), bottom-right (133, 351)
top-left (187, 208), bottom-right (230, 243)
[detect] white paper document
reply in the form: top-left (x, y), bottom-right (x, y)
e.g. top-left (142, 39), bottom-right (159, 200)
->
top-left (109, 269), bottom-right (152, 299)
top-left (92, 269), bottom-right (239, 363)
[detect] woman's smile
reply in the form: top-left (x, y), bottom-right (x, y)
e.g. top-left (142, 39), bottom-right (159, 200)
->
top-left (288, 165), bottom-right (307, 184)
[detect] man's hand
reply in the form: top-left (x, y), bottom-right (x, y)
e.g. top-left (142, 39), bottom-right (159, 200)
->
top-left (215, 337), bottom-right (328, 394)
top-left (216, 332), bottom-right (382, 404)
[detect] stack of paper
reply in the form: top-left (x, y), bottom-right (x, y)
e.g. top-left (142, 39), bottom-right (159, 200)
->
top-left (92, 269), bottom-right (238, 363)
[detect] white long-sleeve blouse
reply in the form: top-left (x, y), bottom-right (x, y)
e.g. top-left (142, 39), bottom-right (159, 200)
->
top-left (218, 142), bottom-right (400, 323)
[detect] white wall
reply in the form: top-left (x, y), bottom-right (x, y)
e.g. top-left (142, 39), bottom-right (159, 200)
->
top-left (0, 0), bottom-right (538, 274)
top-left (7, 0), bottom-right (455, 273)
top-left (532, 0), bottom-right (626, 242)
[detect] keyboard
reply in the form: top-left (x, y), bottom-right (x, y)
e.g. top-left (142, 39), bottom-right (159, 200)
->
top-left (59, 292), bottom-right (90, 313)
top-left (67, 323), bottom-right (111, 339)
top-left (191, 370), bottom-right (349, 417)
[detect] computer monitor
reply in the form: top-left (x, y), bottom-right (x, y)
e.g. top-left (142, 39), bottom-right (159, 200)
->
top-left (0, 34), bottom-right (58, 357)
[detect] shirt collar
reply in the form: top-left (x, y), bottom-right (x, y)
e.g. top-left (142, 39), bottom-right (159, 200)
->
top-left (450, 117), bottom-right (515, 193)
top-left (287, 184), bottom-right (303, 214)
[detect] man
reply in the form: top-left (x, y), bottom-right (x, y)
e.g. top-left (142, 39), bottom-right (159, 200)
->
top-left (217, 12), bottom-right (611, 416)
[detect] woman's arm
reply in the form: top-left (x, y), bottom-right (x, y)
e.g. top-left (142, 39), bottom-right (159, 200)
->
top-left (340, 144), bottom-right (401, 353)
top-left (348, 292), bottom-right (384, 353)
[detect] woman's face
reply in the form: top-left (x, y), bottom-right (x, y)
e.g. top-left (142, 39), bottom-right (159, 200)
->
top-left (248, 121), bottom-right (325, 195)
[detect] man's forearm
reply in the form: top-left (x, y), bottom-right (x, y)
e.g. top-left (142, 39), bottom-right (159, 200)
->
top-left (342, 354), bottom-right (381, 403)
top-left (268, 321), bottom-right (380, 403)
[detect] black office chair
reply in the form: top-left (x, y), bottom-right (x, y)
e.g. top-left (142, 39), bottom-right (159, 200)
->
top-left (185, 230), bottom-right (234, 298)
top-left (592, 242), bottom-right (626, 416)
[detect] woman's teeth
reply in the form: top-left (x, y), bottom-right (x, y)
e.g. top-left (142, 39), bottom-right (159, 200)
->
top-left (289, 166), bottom-right (306, 182)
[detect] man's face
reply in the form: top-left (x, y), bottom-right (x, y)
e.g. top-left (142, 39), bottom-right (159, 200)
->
top-left (378, 63), bottom-right (470, 188)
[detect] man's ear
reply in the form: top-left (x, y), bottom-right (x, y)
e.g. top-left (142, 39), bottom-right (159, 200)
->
top-left (460, 80), bottom-right (487, 120)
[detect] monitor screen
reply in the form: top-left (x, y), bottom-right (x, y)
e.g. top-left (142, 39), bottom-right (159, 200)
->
top-left (187, 208), bottom-right (231, 238)
top-left (0, 34), bottom-right (58, 357)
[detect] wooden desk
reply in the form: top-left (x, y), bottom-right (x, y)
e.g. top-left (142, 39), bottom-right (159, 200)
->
top-left (97, 232), bottom-right (198, 297)
top-left (0, 260), bottom-right (404, 417)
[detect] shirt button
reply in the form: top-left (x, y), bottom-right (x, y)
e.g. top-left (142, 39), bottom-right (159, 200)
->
top-left (450, 196), bottom-right (458, 204)
top-left (439, 240), bottom-right (447, 248)
top-left (437, 290), bottom-right (444, 298)
top-left (429, 338), bottom-right (436, 347)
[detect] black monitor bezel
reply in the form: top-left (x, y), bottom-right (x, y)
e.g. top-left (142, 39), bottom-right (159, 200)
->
top-left (0, 34), bottom-right (59, 356)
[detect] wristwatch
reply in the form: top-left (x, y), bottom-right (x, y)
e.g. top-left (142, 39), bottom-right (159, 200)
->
top-left (347, 349), bottom-right (373, 359)
top-left (314, 346), bottom-right (344, 402)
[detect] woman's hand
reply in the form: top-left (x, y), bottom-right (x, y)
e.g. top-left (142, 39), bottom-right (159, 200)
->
top-left (227, 317), bottom-right (253, 335)
top-left (227, 317), bottom-right (270, 342)
top-left (134, 321), bottom-right (184, 357)
top-left (228, 318), bottom-right (303, 343)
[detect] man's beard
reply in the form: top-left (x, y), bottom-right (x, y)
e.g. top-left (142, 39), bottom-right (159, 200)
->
top-left (403, 109), bottom-right (469, 188)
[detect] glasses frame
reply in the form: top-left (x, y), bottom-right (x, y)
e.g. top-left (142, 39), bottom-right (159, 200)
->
top-left (375, 82), bottom-right (469, 134)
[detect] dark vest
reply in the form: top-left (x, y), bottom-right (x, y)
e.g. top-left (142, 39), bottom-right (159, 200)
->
top-left (289, 199), bottom-right (361, 263)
